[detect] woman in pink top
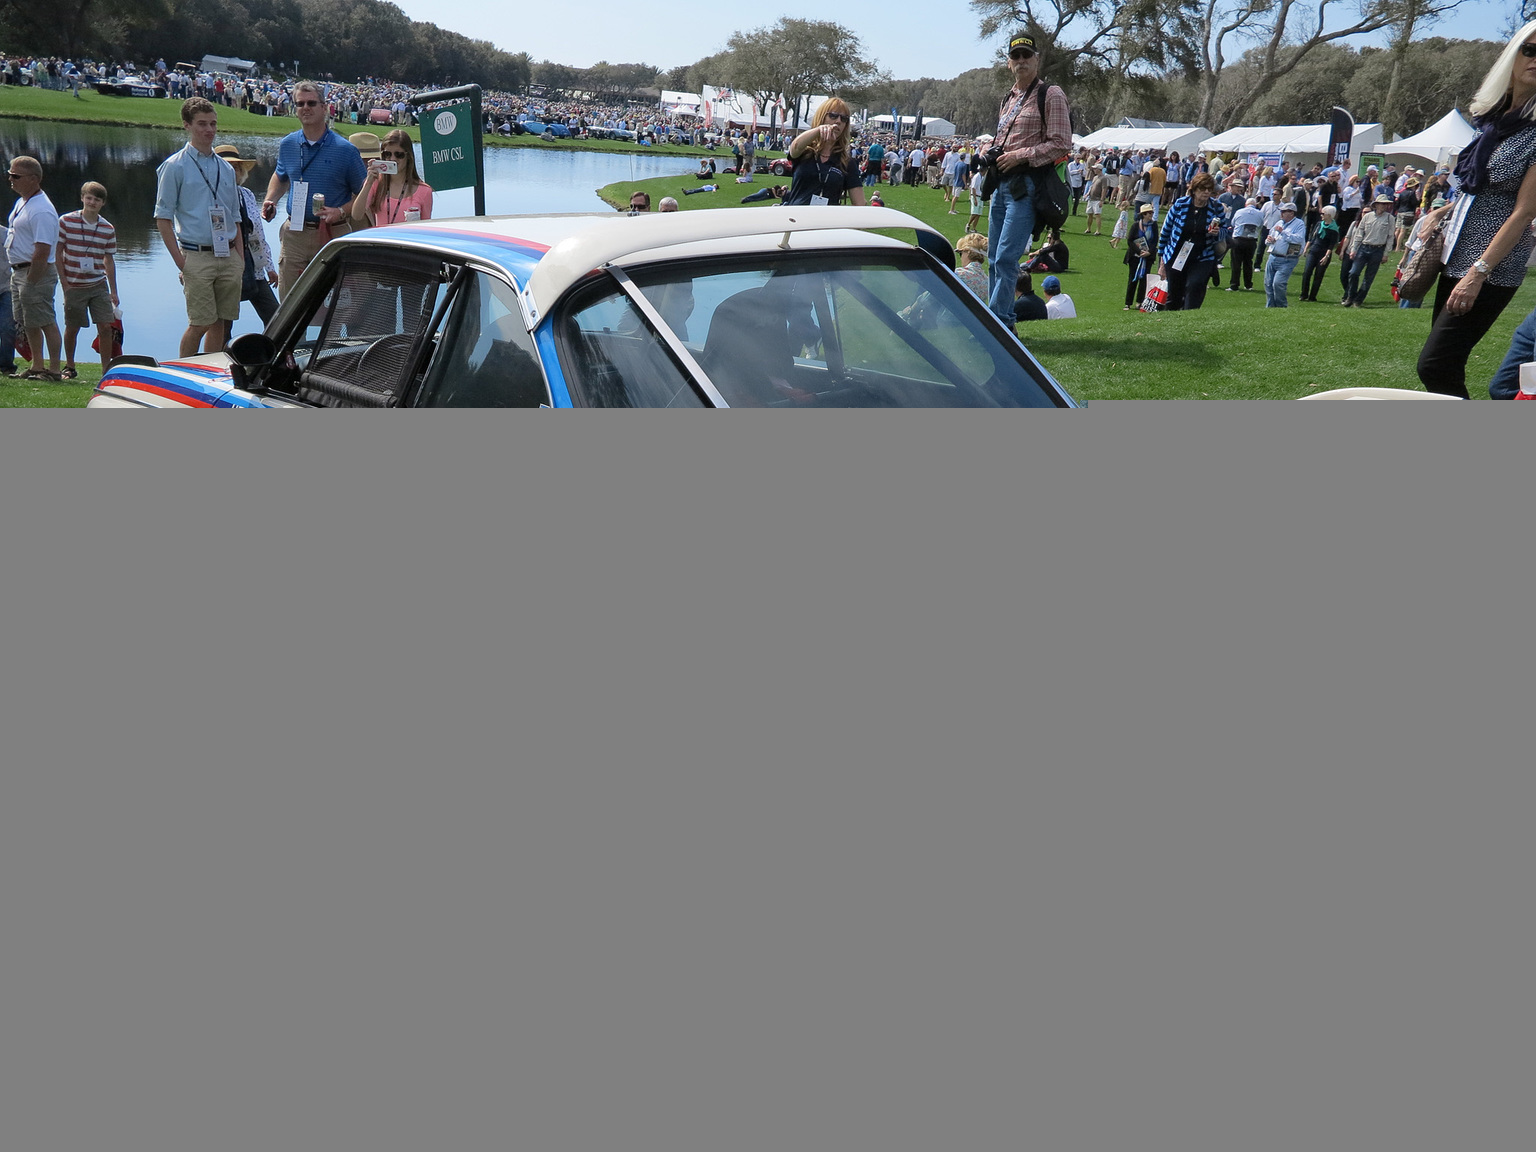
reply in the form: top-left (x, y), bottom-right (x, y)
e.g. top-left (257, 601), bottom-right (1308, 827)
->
top-left (352, 129), bottom-right (434, 227)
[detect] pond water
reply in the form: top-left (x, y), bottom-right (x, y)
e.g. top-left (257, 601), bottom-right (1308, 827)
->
top-left (0, 121), bottom-right (694, 357)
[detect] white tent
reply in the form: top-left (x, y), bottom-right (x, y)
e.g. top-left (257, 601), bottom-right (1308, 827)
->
top-left (1200, 122), bottom-right (1384, 166)
top-left (863, 114), bottom-right (959, 138)
top-left (1077, 125), bottom-right (1211, 156)
top-left (1385, 109), bottom-right (1474, 168)
top-left (660, 90), bottom-right (702, 116)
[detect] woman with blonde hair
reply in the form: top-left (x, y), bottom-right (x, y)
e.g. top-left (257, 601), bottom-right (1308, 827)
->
top-left (953, 232), bottom-right (989, 298)
top-left (351, 129), bottom-right (434, 228)
top-left (784, 98), bottom-right (867, 207)
top-left (1417, 19), bottom-right (1536, 395)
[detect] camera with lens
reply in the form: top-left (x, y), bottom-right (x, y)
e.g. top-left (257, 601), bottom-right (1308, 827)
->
top-left (981, 143), bottom-right (1007, 169)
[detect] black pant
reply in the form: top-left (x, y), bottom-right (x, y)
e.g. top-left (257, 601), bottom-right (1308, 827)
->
top-left (1417, 273), bottom-right (1521, 398)
top-left (1163, 259), bottom-right (1215, 312)
top-left (1126, 260), bottom-right (1150, 308)
top-left (1300, 245), bottom-right (1333, 300)
top-left (1070, 186), bottom-right (1082, 215)
top-left (246, 278), bottom-right (279, 324)
top-left (1229, 238), bottom-right (1257, 289)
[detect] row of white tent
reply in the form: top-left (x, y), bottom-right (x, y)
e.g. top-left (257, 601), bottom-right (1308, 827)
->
top-left (1074, 109), bottom-right (1474, 169)
top-left (658, 89), bottom-right (958, 136)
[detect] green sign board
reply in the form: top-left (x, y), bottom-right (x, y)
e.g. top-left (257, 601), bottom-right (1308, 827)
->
top-left (420, 100), bottom-right (478, 191)
top-left (1358, 152), bottom-right (1386, 179)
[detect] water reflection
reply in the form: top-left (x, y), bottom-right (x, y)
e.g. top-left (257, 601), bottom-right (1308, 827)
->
top-left (1, 122), bottom-right (693, 356)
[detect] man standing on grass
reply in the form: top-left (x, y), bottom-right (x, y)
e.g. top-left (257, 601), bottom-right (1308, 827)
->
top-left (58, 180), bottom-right (119, 380)
top-left (261, 79), bottom-right (366, 296)
top-left (985, 31), bottom-right (1073, 327)
top-left (0, 221), bottom-right (14, 377)
top-left (154, 98), bottom-right (244, 357)
top-left (5, 155), bottom-right (63, 380)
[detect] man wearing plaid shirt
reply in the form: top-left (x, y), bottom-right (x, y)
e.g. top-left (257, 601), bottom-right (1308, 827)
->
top-left (986, 33), bottom-right (1074, 326)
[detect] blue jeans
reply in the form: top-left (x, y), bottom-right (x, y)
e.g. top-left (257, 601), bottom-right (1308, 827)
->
top-left (0, 289), bottom-right (14, 372)
top-left (987, 174), bottom-right (1037, 323)
top-left (1265, 255), bottom-right (1298, 306)
top-left (1485, 301), bottom-right (1536, 398)
top-left (1346, 244), bottom-right (1385, 304)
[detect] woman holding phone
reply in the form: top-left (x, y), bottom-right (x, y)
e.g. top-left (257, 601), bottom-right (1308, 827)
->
top-left (351, 130), bottom-right (433, 228)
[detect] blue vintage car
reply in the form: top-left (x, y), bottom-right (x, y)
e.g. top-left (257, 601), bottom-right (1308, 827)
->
top-left (89, 207), bottom-right (1076, 409)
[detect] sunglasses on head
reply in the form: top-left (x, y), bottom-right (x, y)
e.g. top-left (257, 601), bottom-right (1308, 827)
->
top-left (1010, 48), bottom-right (1036, 61)
top-left (1521, 41), bottom-right (1536, 58)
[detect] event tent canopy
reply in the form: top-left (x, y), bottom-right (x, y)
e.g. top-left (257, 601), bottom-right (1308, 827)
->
top-left (1199, 121), bottom-right (1383, 162)
top-left (864, 114), bottom-right (959, 138)
top-left (1385, 109), bottom-right (1474, 168)
top-left (1077, 125), bottom-right (1210, 156)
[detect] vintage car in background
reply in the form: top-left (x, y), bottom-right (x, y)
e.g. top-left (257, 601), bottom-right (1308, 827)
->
top-left (95, 74), bottom-right (167, 98)
top-left (89, 206), bottom-right (1076, 409)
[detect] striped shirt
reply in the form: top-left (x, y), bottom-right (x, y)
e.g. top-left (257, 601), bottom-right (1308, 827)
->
top-left (57, 211), bottom-right (116, 287)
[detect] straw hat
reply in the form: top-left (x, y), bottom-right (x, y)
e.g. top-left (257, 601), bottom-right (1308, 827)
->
top-left (1138, 202), bottom-right (1155, 215)
top-left (349, 131), bottom-right (383, 159)
top-left (212, 144), bottom-right (257, 175)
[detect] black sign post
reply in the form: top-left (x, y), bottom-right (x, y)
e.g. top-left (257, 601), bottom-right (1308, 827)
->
top-left (409, 84), bottom-right (485, 216)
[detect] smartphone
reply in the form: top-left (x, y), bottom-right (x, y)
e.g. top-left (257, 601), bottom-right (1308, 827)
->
top-left (376, 160), bottom-right (398, 175)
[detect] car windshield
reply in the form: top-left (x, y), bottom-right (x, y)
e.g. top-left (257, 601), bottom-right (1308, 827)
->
top-left (626, 251), bottom-right (1063, 407)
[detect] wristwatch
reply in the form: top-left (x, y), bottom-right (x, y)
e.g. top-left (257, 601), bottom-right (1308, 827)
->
top-left (1473, 258), bottom-right (1493, 275)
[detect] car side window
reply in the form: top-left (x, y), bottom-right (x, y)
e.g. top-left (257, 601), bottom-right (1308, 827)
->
top-left (416, 272), bottom-right (550, 407)
top-left (556, 281), bottom-right (705, 408)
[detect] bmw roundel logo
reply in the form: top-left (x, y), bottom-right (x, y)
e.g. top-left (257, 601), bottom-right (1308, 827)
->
top-left (435, 111), bottom-right (457, 136)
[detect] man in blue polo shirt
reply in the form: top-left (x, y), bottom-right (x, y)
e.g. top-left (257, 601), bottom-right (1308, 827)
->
top-left (154, 98), bottom-right (245, 357)
top-left (261, 79), bottom-right (366, 297)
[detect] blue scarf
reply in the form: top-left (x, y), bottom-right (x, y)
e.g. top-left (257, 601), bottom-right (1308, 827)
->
top-left (1453, 95), bottom-right (1535, 195)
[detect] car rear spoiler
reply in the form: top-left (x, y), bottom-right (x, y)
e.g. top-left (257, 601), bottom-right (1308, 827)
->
top-left (518, 205), bottom-right (956, 327)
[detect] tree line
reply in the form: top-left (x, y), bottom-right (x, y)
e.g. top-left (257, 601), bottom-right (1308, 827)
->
top-left (0, 0), bottom-right (1506, 143)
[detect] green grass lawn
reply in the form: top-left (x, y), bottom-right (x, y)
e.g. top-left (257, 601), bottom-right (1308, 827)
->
top-left (599, 172), bottom-right (1536, 400)
top-left (1, 365), bottom-right (98, 408)
top-left (0, 83), bottom-right (747, 159)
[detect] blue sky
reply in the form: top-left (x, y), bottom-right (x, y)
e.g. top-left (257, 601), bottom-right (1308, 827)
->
top-left (394, 0), bottom-right (1521, 81)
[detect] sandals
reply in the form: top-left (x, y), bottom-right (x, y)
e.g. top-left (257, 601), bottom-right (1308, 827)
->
top-left (60, 367), bottom-right (79, 380)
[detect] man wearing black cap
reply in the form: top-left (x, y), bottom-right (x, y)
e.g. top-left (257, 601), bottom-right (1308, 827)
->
top-left (984, 32), bottom-right (1073, 326)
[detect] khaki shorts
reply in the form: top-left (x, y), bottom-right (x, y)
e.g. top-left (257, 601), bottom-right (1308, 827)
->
top-left (64, 281), bottom-right (114, 329)
top-left (182, 249), bottom-right (243, 326)
top-left (279, 220), bottom-right (351, 297)
top-left (12, 263), bottom-right (58, 332)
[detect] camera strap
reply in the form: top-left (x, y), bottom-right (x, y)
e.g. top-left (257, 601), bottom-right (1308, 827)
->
top-left (993, 79), bottom-right (1037, 149)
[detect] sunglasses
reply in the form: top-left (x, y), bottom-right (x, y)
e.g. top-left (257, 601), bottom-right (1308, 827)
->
top-left (824, 113), bottom-right (849, 122)
top-left (1009, 48), bottom-right (1037, 61)
top-left (295, 99), bottom-right (320, 107)
top-left (6, 171), bottom-right (23, 179)
top-left (380, 150), bottom-right (410, 159)
top-left (1521, 42), bottom-right (1536, 58)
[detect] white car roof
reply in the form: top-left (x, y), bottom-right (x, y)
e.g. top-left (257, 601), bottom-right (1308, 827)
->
top-left (387, 206), bottom-right (950, 322)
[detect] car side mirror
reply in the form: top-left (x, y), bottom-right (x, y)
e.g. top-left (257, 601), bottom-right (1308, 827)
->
top-left (227, 331), bottom-right (277, 396)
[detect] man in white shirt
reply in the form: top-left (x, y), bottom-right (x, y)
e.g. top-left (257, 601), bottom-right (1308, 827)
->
top-left (1227, 197), bottom-right (1266, 291)
top-left (5, 154), bottom-right (63, 379)
top-left (1041, 275), bottom-right (1077, 318)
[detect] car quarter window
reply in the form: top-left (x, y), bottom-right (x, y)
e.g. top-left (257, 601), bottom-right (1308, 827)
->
top-left (555, 280), bottom-right (705, 408)
top-left (415, 272), bottom-right (549, 407)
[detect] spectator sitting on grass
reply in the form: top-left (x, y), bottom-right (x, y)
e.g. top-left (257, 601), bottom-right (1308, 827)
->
top-left (1042, 274), bottom-right (1077, 318)
top-left (1013, 270), bottom-right (1047, 323)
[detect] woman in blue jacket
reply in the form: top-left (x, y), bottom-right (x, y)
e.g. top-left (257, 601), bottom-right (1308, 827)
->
top-left (1157, 173), bottom-right (1228, 311)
